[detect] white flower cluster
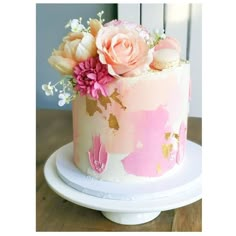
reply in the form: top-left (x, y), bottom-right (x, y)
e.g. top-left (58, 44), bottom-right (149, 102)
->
top-left (148, 29), bottom-right (166, 48)
top-left (97, 10), bottom-right (105, 23)
top-left (65, 11), bottom-right (105, 33)
top-left (42, 76), bottom-right (76, 106)
top-left (65, 18), bottom-right (86, 33)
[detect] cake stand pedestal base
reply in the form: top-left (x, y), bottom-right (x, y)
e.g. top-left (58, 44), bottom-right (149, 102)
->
top-left (102, 211), bottom-right (161, 225)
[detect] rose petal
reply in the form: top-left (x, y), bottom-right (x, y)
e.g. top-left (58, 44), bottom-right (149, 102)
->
top-left (107, 64), bottom-right (119, 77)
top-left (96, 24), bottom-right (151, 76)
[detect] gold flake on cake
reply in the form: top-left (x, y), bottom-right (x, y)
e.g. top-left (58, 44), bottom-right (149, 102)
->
top-left (86, 97), bottom-right (102, 116)
top-left (110, 89), bottom-right (127, 110)
top-left (98, 95), bottom-right (112, 110)
top-left (174, 133), bottom-right (179, 140)
top-left (156, 163), bottom-right (162, 174)
top-left (162, 143), bottom-right (173, 158)
top-left (108, 113), bottom-right (119, 130)
top-left (165, 132), bottom-right (179, 141)
top-left (165, 132), bottom-right (171, 140)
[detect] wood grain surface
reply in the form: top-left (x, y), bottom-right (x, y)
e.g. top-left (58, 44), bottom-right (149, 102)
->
top-left (36, 109), bottom-right (202, 231)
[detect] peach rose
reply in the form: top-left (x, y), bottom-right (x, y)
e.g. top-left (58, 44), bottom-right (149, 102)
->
top-left (48, 32), bottom-right (97, 75)
top-left (96, 25), bottom-right (153, 77)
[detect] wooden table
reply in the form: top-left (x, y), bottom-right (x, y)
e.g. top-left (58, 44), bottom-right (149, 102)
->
top-left (36, 109), bottom-right (202, 231)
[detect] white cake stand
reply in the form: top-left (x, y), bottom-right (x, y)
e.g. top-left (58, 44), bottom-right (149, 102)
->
top-left (44, 141), bottom-right (202, 225)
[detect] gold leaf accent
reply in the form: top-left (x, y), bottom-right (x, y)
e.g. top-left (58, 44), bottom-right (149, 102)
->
top-left (156, 164), bottom-right (162, 174)
top-left (98, 95), bottom-right (112, 110)
top-left (174, 133), bottom-right (179, 140)
top-left (165, 132), bottom-right (179, 141)
top-left (110, 88), bottom-right (127, 110)
top-left (108, 113), bottom-right (119, 130)
top-left (86, 97), bottom-right (102, 116)
top-left (165, 132), bottom-right (171, 140)
top-left (162, 144), bottom-right (173, 158)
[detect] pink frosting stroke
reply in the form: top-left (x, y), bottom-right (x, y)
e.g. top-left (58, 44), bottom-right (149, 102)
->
top-left (88, 135), bottom-right (108, 173)
top-left (122, 106), bottom-right (176, 177)
top-left (176, 122), bottom-right (187, 164)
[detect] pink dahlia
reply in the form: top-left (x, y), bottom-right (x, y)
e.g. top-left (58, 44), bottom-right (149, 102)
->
top-left (73, 57), bottom-right (114, 99)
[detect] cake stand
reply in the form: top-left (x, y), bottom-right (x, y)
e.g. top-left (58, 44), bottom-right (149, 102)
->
top-left (44, 141), bottom-right (202, 225)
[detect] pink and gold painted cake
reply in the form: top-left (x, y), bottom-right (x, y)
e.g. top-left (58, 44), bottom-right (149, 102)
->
top-left (43, 12), bottom-right (191, 183)
top-left (72, 62), bottom-right (190, 182)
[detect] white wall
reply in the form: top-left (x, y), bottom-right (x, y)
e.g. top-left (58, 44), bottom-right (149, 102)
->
top-left (118, 3), bottom-right (202, 118)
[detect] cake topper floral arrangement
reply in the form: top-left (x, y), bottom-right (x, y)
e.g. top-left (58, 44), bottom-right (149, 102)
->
top-left (42, 11), bottom-right (181, 106)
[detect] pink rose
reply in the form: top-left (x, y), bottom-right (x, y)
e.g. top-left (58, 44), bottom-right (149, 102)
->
top-left (48, 32), bottom-right (97, 75)
top-left (96, 23), bottom-right (153, 77)
top-left (105, 20), bottom-right (150, 41)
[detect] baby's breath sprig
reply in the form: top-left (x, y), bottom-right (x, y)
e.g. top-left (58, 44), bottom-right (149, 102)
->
top-left (148, 29), bottom-right (166, 48)
top-left (87, 17), bottom-right (92, 25)
top-left (65, 18), bottom-right (86, 33)
top-left (97, 10), bottom-right (105, 23)
top-left (66, 11), bottom-right (105, 34)
top-left (42, 75), bottom-right (77, 106)
top-left (78, 17), bottom-right (82, 24)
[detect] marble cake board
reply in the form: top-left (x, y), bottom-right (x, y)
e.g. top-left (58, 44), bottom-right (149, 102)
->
top-left (44, 141), bottom-right (202, 225)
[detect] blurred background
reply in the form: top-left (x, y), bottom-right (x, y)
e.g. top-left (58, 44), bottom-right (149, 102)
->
top-left (36, 3), bottom-right (202, 117)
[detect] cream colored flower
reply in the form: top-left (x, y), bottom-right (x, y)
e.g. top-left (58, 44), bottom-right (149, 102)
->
top-left (48, 32), bottom-right (97, 75)
top-left (89, 19), bottom-right (102, 37)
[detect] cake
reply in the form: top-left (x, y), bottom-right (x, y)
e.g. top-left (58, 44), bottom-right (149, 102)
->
top-left (43, 12), bottom-right (190, 183)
